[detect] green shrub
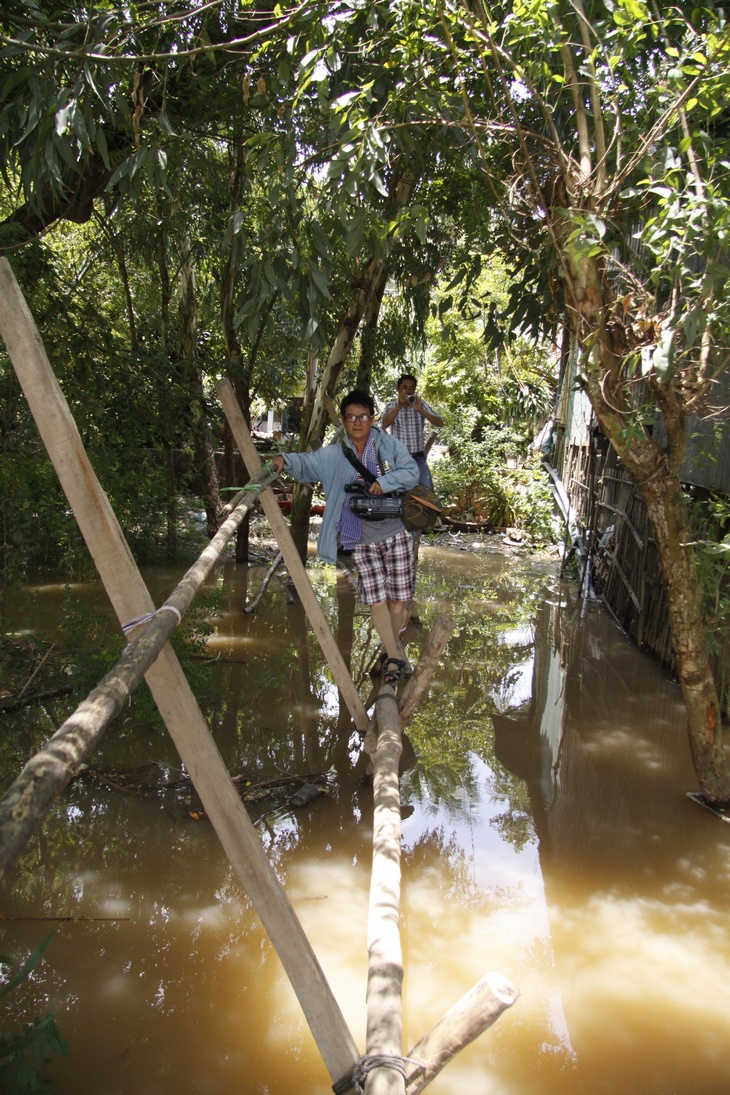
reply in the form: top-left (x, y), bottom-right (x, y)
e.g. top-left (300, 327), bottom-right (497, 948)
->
top-left (432, 443), bottom-right (555, 543)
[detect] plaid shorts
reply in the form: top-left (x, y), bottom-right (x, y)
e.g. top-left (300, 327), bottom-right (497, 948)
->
top-left (352, 529), bottom-right (416, 605)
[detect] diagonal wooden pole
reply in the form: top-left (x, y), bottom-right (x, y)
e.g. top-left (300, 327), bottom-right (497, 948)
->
top-left (215, 376), bottom-right (369, 733)
top-left (0, 257), bottom-right (359, 1090)
top-left (404, 972), bottom-right (518, 1094)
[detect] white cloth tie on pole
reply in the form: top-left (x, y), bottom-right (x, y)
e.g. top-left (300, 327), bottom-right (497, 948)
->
top-left (121, 604), bottom-right (182, 636)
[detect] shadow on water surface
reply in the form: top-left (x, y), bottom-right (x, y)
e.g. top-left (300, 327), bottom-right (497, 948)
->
top-left (2, 539), bottom-right (730, 1095)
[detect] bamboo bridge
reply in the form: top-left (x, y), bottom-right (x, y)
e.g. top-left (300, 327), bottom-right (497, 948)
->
top-left (0, 256), bottom-right (517, 1094)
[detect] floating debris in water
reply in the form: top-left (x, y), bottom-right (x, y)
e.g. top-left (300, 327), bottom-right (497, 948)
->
top-left (289, 782), bottom-right (329, 807)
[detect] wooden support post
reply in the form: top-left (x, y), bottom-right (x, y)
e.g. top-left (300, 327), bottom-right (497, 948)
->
top-left (0, 257), bottom-right (360, 1089)
top-left (398, 617), bottom-right (455, 728)
top-left (215, 376), bottom-right (369, 733)
top-left (404, 972), bottom-right (519, 1094)
top-left (367, 684), bottom-right (406, 1094)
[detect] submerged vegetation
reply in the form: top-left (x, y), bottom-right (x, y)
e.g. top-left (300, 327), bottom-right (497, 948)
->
top-left (0, 934), bottom-right (69, 1094)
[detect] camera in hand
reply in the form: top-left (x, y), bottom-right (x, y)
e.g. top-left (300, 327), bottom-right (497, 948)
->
top-left (345, 482), bottom-right (404, 520)
top-left (407, 394), bottom-right (416, 404)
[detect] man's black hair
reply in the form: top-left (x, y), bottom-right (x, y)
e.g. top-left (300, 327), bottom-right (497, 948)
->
top-left (340, 389), bottom-right (375, 416)
top-left (397, 374), bottom-right (417, 388)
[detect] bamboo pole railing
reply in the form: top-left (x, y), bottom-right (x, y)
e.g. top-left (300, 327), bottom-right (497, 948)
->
top-left (0, 257), bottom-right (360, 1091)
top-left (215, 376), bottom-right (370, 733)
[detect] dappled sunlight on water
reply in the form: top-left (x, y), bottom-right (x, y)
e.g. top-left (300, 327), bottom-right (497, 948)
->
top-left (3, 539), bottom-right (730, 1093)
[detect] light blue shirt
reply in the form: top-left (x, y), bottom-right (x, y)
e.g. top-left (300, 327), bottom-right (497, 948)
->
top-left (280, 427), bottom-right (419, 563)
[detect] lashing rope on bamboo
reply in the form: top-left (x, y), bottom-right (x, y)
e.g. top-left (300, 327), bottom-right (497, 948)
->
top-left (121, 604), bottom-right (182, 636)
top-left (332, 1053), bottom-right (424, 1095)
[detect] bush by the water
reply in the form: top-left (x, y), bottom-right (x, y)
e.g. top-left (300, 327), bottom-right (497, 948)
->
top-left (431, 440), bottom-right (555, 543)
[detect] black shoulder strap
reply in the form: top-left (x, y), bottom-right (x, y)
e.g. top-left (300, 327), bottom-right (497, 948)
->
top-left (341, 441), bottom-right (379, 484)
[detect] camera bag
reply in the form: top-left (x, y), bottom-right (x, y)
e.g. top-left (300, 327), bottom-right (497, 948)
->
top-left (341, 442), bottom-right (442, 532)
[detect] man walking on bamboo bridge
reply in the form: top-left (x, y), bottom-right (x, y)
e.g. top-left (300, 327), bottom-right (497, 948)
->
top-left (272, 390), bottom-right (419, 685)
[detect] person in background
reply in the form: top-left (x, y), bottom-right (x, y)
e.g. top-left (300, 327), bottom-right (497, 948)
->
top-left (381, 373), bottom-right (444, 490)
top-left (272, 390), bottom-right (419, 684)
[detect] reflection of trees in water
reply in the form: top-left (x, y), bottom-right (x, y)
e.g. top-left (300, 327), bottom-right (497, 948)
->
top-left (403, 824), bottom-right (532, 916)
top-left (2, 546), bottom-right (558, 927)
top-left (489, 798), bottom-right (536, 853)
top-left (492, 590), bottom-right (720, 897)
top-left (341, 549), bottom-right (554, 848)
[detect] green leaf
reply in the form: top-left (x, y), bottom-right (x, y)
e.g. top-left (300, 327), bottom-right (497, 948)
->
top-left (414, 209), bottom-right (429, 244)
top-left (96, 125), bottom-right (110, 169)
top-left (55, 102), bottom-right (73, 136)
top-left (372, 172), bottom-right (389, 197)
top-left (345, 207), bottom-right (367, 255)
top-left (683, 310), bottom-right (697, 350)
top-left (0, 933), bottom-right (56, 1002)
top-left (309, 262), bottom-right (331, 298)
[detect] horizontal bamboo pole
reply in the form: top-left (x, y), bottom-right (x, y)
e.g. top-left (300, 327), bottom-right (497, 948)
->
top-left (0, 467), bottom-right (273, 881)
top-left (405, 972), bottom-right (519, 1094)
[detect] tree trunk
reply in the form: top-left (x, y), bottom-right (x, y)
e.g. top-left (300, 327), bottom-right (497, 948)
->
top-left (219, 138), bottom-right (284, 565)
top-left (156, 224), bottom-right (177, 559)
top-left (288, 306), bottom-right (364, 557)
top-left (641, 469), bottom-right (728, 801)
top-left (290, 484), bottom-right (314, 564)
top-left (356, 267), bottom-right (389, 391)
top-left (289, 258), bottom-right (395, 556)
top-left (179, 233), bottom-right (220, 537)
top-left (163, 449), bottom-right (177, 561)
top-left (99, 206), bottom-right (138, 350)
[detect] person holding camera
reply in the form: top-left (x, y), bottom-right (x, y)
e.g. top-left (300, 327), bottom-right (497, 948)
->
top-left (381, 374), bottom-right (444, 490)
top-left (271, 390), bottom-right (419, 684)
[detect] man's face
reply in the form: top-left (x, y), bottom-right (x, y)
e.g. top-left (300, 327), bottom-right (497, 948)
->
top-left (342, 403), bottom-right (374, 445)
top-left (398, 379), bottom-right (417, 400)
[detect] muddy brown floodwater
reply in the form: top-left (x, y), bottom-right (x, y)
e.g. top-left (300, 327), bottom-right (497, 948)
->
top-left (2, 537), bottom-right (730, 1095)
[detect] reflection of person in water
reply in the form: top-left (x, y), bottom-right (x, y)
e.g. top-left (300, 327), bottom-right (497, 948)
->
top-left (272, 389), bottom-right (418, 685)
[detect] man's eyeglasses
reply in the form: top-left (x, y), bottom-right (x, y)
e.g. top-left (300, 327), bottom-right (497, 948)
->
top-left (343, 413), bottom-right (372, 423)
